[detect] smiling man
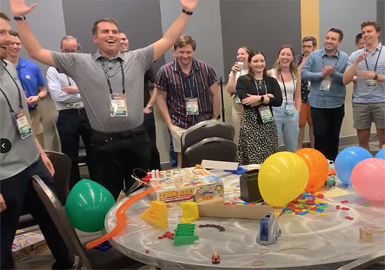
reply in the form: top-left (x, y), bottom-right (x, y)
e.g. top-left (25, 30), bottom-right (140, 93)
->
top-left (119, 31), bottom-right (129, 53)
top-left (343, 21), bottom-right (385, 150)
top-left (9, 0), bottom-right (198, 199)
top-left (0, 12), bottom-right (74, 270)
top-left (301, 28), bottom-right (349, 161)
top-left (6, 30), bottom-right (46, 147)
top-left (297, 36), bottom-right (317, 149)
top-left (156, 35), bottom-right (220, 167)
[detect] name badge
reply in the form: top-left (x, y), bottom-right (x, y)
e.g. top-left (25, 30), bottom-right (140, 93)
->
top-left (285, 101), bottom-right (295, 116)
top-left (367, 79), bottom-right (377, 87)
top-left (320, 80), bottom-right (331, 91)
top-left (186, 98), bottom-right (199, 115)
top-left (66, 101), bottom-right (82, 109)
top-left (235, 95), bottom-right (242, 104)
top-left (14, 109), bottom-right (33, 139)
top-left (110, 93), bottom-right (128, 117)
top-left (259, 106), bottom-right (273, 123)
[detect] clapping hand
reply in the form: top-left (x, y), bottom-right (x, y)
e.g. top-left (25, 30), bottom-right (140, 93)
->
top-left (355, 53), bottom-right (368, 64)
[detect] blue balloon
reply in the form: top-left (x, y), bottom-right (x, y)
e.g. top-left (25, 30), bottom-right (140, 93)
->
top-left (375, 148), bottom-right (385, 160)
top-left (335, 146), bottom-right (372, 186)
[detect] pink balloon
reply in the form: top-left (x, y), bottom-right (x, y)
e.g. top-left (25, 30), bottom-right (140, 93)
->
top-left (351, 158), bottom-right (385, 202)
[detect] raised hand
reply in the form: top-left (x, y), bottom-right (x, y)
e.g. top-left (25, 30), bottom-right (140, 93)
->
top-left (180, 0), bottom-right (198, 12)
top-left (9, 0), bottom-right (37, 16)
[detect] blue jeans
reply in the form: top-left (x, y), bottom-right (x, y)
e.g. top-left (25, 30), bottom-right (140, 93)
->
top-left (273, 102), bottom-right (299, 152)
top-left (167, 128), bottom-right (177, 167)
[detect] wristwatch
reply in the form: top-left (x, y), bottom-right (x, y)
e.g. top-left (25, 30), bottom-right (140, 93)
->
top-left (14, 16), bottom-right (26, 21)
top-left (182, 9), bottom-right (193, 15)
top-left (373, 74), bottom-right (378, 80)
top-left (212, 115), bottom-right (221, 120)
top-left (146, 104), bottom-right (153, 111)
top-left (260, 96), bottom-right (265, 102)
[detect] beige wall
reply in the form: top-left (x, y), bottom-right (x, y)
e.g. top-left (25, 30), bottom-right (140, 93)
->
top-left (41, 83), bottom-right (375, 163)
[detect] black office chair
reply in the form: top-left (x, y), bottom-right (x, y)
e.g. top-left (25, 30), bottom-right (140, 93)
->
top-left (32, 175), bottom-right (145, 270)
top-left (18, 151), bottom-right (71, 229)
top-left (180, 120), bottom-right (235, 154)
top-left (182, 137), bottom-right (237, 168)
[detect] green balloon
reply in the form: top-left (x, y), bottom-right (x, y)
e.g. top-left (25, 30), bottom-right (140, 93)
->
top-left (65, 179), bottom-right (115, 233)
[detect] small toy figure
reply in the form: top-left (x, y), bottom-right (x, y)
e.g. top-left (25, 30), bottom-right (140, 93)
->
top-left (212, 250), bottom-right (220, 264)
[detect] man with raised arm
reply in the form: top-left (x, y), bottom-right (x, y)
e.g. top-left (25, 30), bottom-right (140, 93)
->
top-left (0, 12), bottom-right (74, 270)
top-left (9, 0), bottom-right (198, 199)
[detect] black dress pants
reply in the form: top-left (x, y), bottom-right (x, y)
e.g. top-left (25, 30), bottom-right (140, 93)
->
top-left (0, 158), bottom-right (74, 270)
top-left (56, 108), bottom-right (98, 188)
top-left (311, 105), bottom-right (345, 161)
top-left (91, 125), bottom-right (151, 199)
top-left (143, 112), bottom-right (161, 170)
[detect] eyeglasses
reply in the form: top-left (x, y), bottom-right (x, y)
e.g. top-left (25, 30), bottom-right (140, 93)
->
top-left (62, 49), bottom-right (77, 53)
top-left (302, 45), bottom-right (313, 48)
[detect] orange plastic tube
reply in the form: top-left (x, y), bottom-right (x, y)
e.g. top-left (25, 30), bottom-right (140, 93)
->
top-left (86, 187), bottom-right (155, 249)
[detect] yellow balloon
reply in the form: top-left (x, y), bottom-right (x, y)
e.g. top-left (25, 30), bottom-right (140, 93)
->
top-left (258, 152), bottom-right (309, 207)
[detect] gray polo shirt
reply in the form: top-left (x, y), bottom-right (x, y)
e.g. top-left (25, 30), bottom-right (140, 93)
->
top-left (51, 45), bottom-right (154, 132)
top-left (0, 60), bottom-right (39, 180)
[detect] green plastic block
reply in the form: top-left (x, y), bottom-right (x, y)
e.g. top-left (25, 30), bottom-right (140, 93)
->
top-left (173, 223), bottom-right (199, 246)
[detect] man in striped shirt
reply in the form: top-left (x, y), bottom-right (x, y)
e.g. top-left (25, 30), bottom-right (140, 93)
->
top-left (343, 21), bottom-right (385, 150)
top-left (157, 35), bottom-right (220, 167)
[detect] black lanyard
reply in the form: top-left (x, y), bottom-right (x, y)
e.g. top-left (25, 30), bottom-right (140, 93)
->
top-left (254, 79), bottom-right (267, 95)
top-left (101, 60), bottom-right (125, 94)
top-left (66, 76), bottom-right (72, 86)
top-left (180, 71), bottom-right (198, 98)
top-left (0, 66), bottom-right (23, 113)
top-left (365, 46), bottom-right (383, 72)
top-left (16, 66), bottom-right (27, 93)
top-left (322, 51), bottom-right (339, 68)
top-left (280, 73), bottom-right (295, 101)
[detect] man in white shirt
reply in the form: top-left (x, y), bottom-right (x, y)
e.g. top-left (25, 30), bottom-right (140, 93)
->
top-left (46, 36), bottom-right (97, 188)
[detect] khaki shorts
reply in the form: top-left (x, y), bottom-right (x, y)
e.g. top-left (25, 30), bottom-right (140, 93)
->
top-left (299, 102), bottom-right (312, 126)
top-left (169, 124), bottom-right (187, 153)
top-left (352, 102), bottom-right (385, 130)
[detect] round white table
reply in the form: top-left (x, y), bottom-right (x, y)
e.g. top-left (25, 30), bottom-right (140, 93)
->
top-left (105, 169), bottom-right (385, 269)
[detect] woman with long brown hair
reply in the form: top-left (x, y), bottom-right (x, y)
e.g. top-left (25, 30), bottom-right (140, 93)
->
top-left (226, 46), bottom-right (253, 144)
top-left (236, 50), bottom-right (283, 165)
top-left (268, 45), bottom-right (302, 152)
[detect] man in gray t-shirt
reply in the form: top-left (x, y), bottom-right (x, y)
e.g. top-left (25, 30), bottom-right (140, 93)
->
top-left (0, 12), bottom-right (73, 270)
top-left (9, 0), bottom-right (198, 198)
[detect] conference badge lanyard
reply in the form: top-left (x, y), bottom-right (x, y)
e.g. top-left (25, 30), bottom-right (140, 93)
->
top-left (320, 54), bottom-right (340, 92)
top-left (186, 97), bottom-right (199, 115)
top-left (101, 60), bottom-right (128, 117)
top-left (365, 45), bottom-right (383, 87)
top-left (254, 80), bottom-right (273, 124)
top-left (0, 67), bottom-right (32, 139)
top-left (280, 73), bottom-right (295, 116)
top-left (182, 72), bottom-right (199, 116)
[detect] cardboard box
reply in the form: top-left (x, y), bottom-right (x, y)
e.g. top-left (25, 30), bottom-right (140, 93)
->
top-left (151, 168), bottom-right (224, 204)
top-left (12, 230), bottom-right (48, 263)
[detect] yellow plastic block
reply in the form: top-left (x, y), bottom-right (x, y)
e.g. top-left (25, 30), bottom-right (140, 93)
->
top-left (315, 199), bottom-right (323, 203)
top-left (309, 210), bottom-right (316, 214)
top-left (140, 200), bottom-right (168, 228)
top-left (319, 213), bottom-right (326, 217)
top-left (180, 202), bottom-right (199, 223)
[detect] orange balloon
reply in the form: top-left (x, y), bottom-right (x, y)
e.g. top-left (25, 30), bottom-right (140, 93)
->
top-left (295, 148), bottom-right (329, 192)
